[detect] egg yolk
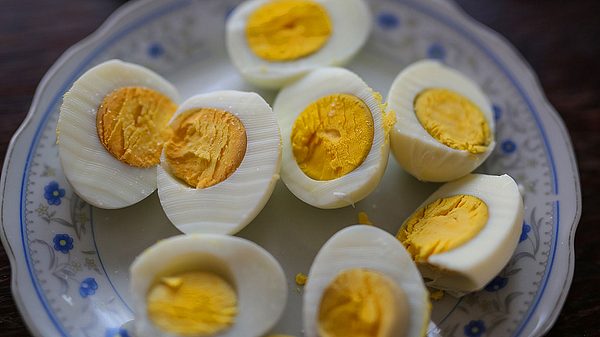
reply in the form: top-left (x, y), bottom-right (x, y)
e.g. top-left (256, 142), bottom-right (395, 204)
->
top-left (147, 271), bottom-right (237, 336)
top-left (164, 108), bottom-right (247, 188)
top-left (398, 195), bottom-right (488, 262)
top-left (246, 0), bottom-right (332, 61)
top-left (296, 272), bottom-right (308, 286)
top-left (414, 88), bottom-right (490, 154)
top-left (291, 94), bottom-right (374, 181)
top-left (358, 211), bottom-right (373, 225)
top-left (96, 87), bottom-right (177, 167)
top-left (318, 268), bottom-right (408, 337)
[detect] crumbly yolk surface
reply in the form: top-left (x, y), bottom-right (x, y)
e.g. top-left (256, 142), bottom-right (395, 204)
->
top-left (147, 271), bottom-right (237, 336)
top-left (398, 195), bottom-right (488, 262)
top-left (291, 94), bottom-right (374, 181)
top-left (96, 87), bottom-right (177, 167)
top-left (164, 108), bottom-right (247, 189)
top-left (318, 269), bottom-right (408, 337)
top-left (246, 0), bottom-right (332, 61)
top-left (414, 88), bottom-right (490, 154)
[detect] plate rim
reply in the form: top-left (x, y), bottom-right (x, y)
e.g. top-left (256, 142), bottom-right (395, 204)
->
top-left (0, 0), bottom-right (582, 336)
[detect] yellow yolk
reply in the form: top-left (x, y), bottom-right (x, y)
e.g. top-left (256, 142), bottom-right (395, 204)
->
top-left (318, 269), bottom-right (408, 337)
top-left (296, 272), bottom-right (308, 286)
top-left (147, 271), bottom-right (237, 336)
top-left (358, 211), bottom-right (373, 225)
top-left (246, 0), bottom-right (332, 61)
top-left (398, 195), bottom-right (488, 262)
top-left (96, 87), bottom-right (177, 167)
top-left (291, 94), bottom-right (374, 181)
top-left (414, 88), bottom-right (490, 154)
top-left (164, 108), bottom-right (247, 189)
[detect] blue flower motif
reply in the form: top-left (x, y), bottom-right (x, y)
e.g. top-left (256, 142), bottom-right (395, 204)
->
top-left (44, 181), bottom-right (65, 206)
top-left (147, 43), bottom-right (165, 59)
top-left (520, 223), bottom-right (531, 242)
top-left (492, 104), bottom-right (502, 121)
top-left (79, 277), bottom-right (98, 298)
top-left (464, 320), bottom-right (486, 337)
top-left (377, 12), bottom-right (400, 30)
top-left (52, 234), bottom-right (73, 254)
top-left (105, 327), bottom-right (130, 337)
top-left (427, 43), bottom-right (446, 61)
top-left (484, 276), bottom-right (508, 292)
top-left (501, 139), bottom-right (517, 154)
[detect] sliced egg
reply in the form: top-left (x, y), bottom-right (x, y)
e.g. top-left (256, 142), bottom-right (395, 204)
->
top-left (387, 60), bottom-right (495, 182)
top-left (396, 173), bottom-right (523, 296)
top-left (130, 234), bottom-right (287, 337)
top-left (274, 67), bottom-right (394, 209)
top-left (57, 59), bottom-right (179, 208)
top-left (226, 0), bottom-right (371, 89)
top-left (157, 90), bottom-right (281, 234)
top-left (304, 225), bottom-right (430, 337)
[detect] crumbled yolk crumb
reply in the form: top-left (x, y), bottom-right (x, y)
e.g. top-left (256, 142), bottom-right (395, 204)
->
top-left (96, 87), bottom-right (177, 167)
top-left (164, 108), bottom-right (247, 188)
top-left (397, 195), bottom-right (488, 262)
top-left (318, 269), bottom-right (408, 337)
top-left (414, 88), bottom-right (490, 154)
top-left (358, 211), bottom-right (373, 225)
top-left (147, 271), bottom-right (237, 336)
top-left (295, 272), bottom-right (308, 286)
top-left (291, 94), bottom-right (374, 181)
top-left (429, 289), bottom-right (445, 301)
top-left (246, 0), bottom-right (332, 61)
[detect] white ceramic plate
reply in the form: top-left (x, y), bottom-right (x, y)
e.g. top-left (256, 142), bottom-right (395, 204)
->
top-left (0, 0), bottom-right (581, 336)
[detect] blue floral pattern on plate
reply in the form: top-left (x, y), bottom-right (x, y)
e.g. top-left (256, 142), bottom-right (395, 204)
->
top-left (44, 181), bottom-right (65, 205)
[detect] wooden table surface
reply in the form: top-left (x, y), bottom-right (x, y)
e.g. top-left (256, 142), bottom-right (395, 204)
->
top-left (1, 0), bottom-right (598, 336)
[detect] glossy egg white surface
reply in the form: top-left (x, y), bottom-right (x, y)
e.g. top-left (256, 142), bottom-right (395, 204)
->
top-left (387, 60), bottom-right (495, 182)
top-left (226, 0), bottom-right (371, 89)
top-left (157, 91), bottom-right (281, 235)
top-left (130, 234), bottom-right (287, 337)
top-left (274, 67), bottom-right (390, 209)
top-left (57, 59), bottom-right (179, 209)
top-left (304, 225), bottom-right (430, 337)
top-left (406, 174), bottom-right (524, 296)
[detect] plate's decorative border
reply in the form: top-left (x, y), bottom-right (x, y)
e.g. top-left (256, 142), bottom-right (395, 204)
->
top-left (0, 0), bottom-right (581, 336)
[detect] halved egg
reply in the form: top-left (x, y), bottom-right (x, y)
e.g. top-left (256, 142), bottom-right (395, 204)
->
top-left (130, 234), bottom-right (287, 337)
top-left (226, 0), bottom-right (372, 89)
top-left (157, 91), bottom-right (281, 234)
top-left (387, 60), bottom-right (495, 182)
top-left (304, 225), bottom-right (430, 337)
top-left (57, 59), bottom-right (179, 208)
top-left (396, 173), bottom-right (524, 296)
top-left (273, 67), bottom-right (394, 209)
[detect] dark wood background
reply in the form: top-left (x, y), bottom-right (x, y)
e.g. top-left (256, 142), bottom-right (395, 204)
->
top-left (1, 0), bottom-right (598, 336)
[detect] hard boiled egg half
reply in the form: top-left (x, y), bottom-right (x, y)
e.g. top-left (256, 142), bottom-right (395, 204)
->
top-left (397, 173), bottom-right (524, 296)
top-left (387, 60), bottom-right (495, 182)
top-left (274, 67), bottom-right (395, 209)
top-left (304, 225), bottom-right (431, 337)
top-left (57, 59), bottom-right (179, 208)
top-left (157, 91), bottom-right (281, 234)
top-left (130, 234), bottom-right (287, 337)
top-left (226, 0), bottom-right (371, 89)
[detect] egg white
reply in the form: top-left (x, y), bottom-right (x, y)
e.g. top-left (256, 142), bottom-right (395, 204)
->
top-left (304, 225), bottom-right (430, 337)
top-left (57, 59), bottom-right (179, 209)
top-left (387, 60), bottom-right (496, 182)
top-left (273, 67), bottom-right (390, 209)
top-left (404, 173), bottom-right (524, 296)
top-left (226, 0), bottom-right (372, 89)
top-left (157, 91), bottom-right (281, 234)
top-left (130, 234), bottom-right (288, 337)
